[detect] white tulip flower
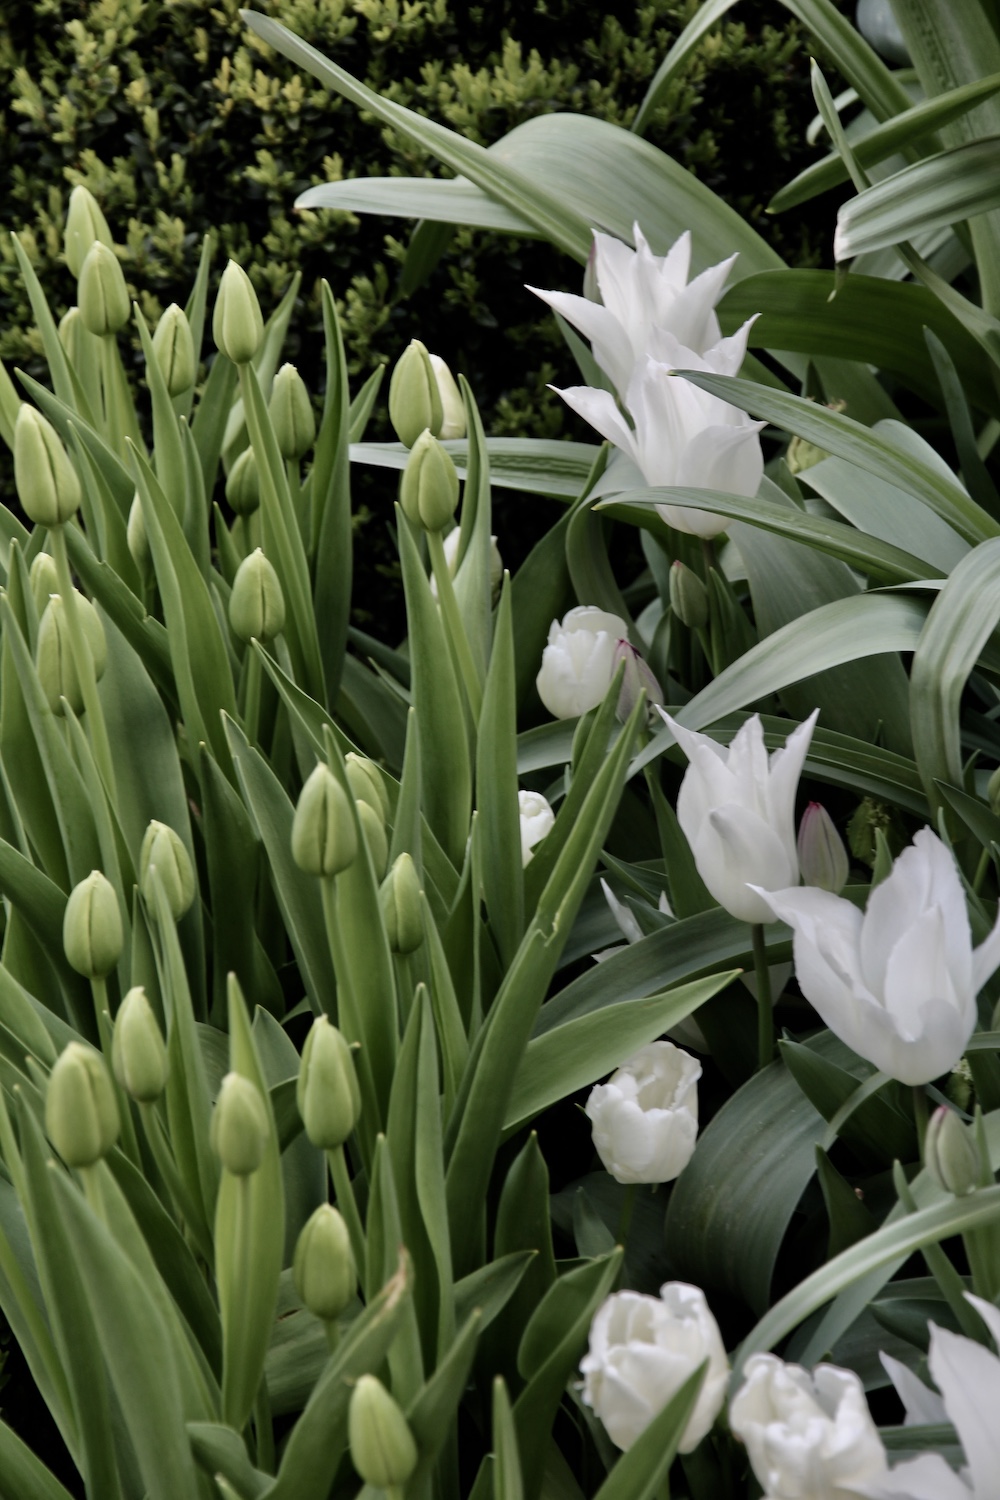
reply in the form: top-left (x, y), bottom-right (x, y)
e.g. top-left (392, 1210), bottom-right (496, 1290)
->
top-left (729, 1353), bottom-right (887, 1500)
top-left (518, 790), bottom-right (554, 867)
top-left (430, 527), bottom-right (503, 601)
top-left (536, 605), bottom-right (629, 719)
top-left (585, 1041), bottom-right (700, 1185)
top-left (580, 1281), bottom-right (728, 1454)
top-left (758, 828), bottom-right (1000, 1086)
top-left (660, 710), bottom-right (819, 925)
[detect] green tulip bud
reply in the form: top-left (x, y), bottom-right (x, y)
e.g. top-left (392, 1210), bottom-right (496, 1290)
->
top-left (152, 303), bottom-right (196, 397)
top-left (291, 764), bottom-right (357, 878)
top-left (348, 1375), bottom-right (419, 1489)
top-left (925, 1105), bottom-right (984, 1197)
top-left (139, 820), bottom-right (196, 922)
top-left (46, 1042), bottom-right (120, 1167)
top-left (58, 306), bottom-right (87, 365)
top-left (379, 853), bottom-right (423, 954)
top-left (344, 753), bottom-right (389, 822)
top-left (225, 446), bottom-right (260, 516)
top-left (668, 560), bottom-right (708, 630)
top-left (357, 799), bottom-right (388, 880)
top-left (296, 1016), bottom-right (361, 1150)
top-left (210, 1071), bottom-right (269, 1176)
top-left (14, 406), bottom-right (82, 527)
top-left (78, 242), bottom-right (130, 337)
top-left (63, 870), bottom-right (123, 979)
top-left (64, 185), bottom-right (114, 280)
top-left (28, 552), bottom-right (59, 618)
top-left (127, 494), bottom-right (151, 575)
top-left (213, 260), bottom-right (263, 366)
top-left (269, 362), bottom-right (316, 460)
top-left (786, 434), bottom-right (829, 475)
top-left (229, 548), bottom-right (285, 643)
top-left (399, 430), bottom-right (459, 533)
top-left (612, 639), bottom-right (663, 723)
top-left (797, 802), bottom-right (849, 894)
top-left (112, 986), bottom-right (168, 1102)
top-left (293, 1203), bottom-right (356, 1321)
top-left (429, 353), bottom-right (465, 440)
top-left (388, 338), bottom-right (443, 448)
top-left (36, 593), bottom-right (108, 716)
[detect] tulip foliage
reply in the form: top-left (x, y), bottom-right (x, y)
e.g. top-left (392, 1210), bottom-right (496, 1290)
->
top-left (4, 0), bottom-right (1000, 1497)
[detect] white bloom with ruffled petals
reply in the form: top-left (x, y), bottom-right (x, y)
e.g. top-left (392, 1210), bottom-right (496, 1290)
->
top-left (535, 605), bottom-right (629, 719)
top-left (517, 790), bottom-right (554, 867)
top-left (585, 1041), bottom-right (700, 1185)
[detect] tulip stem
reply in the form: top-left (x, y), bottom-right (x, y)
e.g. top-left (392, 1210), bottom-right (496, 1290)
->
top-left (323, 1318), bottom-right (341, 1354)
top-left (617, 1183), bottom-right (638, 1248)
top-left (700, 538), bottom-right (716, 581)
top-left (327, 1144), bottom-right (367, 1291)
top-left (752, 924), bottom-right (774, 1070)
top-left (426, 528), bottom-right (483, 721)
top-left (912, 1085), bottom-right (930, 1154)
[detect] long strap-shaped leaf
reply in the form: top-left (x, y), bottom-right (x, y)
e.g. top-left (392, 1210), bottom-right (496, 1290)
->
top-left (835, 136), bottom-right (1000, 260)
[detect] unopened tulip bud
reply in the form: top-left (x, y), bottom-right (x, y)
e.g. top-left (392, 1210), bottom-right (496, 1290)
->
top-left (399, 430), bottom-right (459, 533)
top-left (269, 363), bottom-right (316, 460)
top-left (36, 593), bottom-right (107, 715)
top-left (64, 185), bottom-right (114, 279)
top-left (389, 338), bottom-right (443, 448)
top-left (139, 820), bottom-right (196, 921)
top-left (213, 260), bottom-right (263, 366)
top-left (613, 639), bottom-right (663, 722)
top-left (14, 406), bottom-right (82, 527)
top-left (668, 560), bottom-right (708, 630)
top-left (127, 494), bottom-right (151, 575)
top-left (348, 1375), bottom-right (419, 1489)
top-left (152, 303), bottom-right (196, 396)
top-left (293, 1203), bottom-right (356, 1320)
top-left (78, 242), bottom-right (130, 337)
top-left (225, 445), bottom-right (260, 517)
top-left (428, 353), bottom-right (465, 440)
top-left (112, 986), bottom-right (168, 1102)
top-left (291, 764), bottom-right (357, 878)
top-left (46, 1042), bottom-right (119, 1167)
top-left (786, 435), bottom-right (829, 475)
top-left (925, 1105), bottom-right (984, 1196)
top-left (379, 853), bottom-right (423, 954)
top-left (297, 1015), bottom-right (361, 1149)
top-left (28, 552), bottom-right (59, 617)
top-left (518, 790), bottom-right (555, 868)
top-left (345, 753), bottom-right (389, 821)
top-left (58, 306), bottom-right (87, 367)
top-left (797, 802), bottom-right (849, 893)
top-left (210, 1071), bottom-right (269, 1176)
top-left (229, 549), bottom-right (285, 643)
top-left (63, 870), bottom-right (122, 979)
top-left (430, 528), bottom-right (503, 604)
top-left (358, 799), bottom-right (388, 880)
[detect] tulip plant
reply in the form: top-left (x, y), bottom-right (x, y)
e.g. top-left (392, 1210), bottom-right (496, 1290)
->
top-left (3, 0), bottom-right (1000, 1497)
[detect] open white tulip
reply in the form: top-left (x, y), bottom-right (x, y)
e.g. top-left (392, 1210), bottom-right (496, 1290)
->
top-left (757, 828), bottom-right (1000, 1086)
top-left (660, 710), bottom-right (818, 924)
top-left (517, 789), bottom-right (554, 867)
top-left (729, 1353), bottom-right (887, 1500)
top-left (580, 1281), bottom-right (728, 1454)
top-left (585, 1041), bottom-right (700, 1184)
top-left (536, 605), bottom-right (629, 719)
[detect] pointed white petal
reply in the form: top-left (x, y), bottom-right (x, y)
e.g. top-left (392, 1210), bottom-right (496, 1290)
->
top-left (929, 1322), bottom-right (1000, 1497)
top-left (879, 1353), bottom-right (947, 1426)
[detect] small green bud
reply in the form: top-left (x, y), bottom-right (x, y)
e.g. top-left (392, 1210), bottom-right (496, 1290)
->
top-left (379, 853), bottom-right (423, 954)
top-left (797, 802), bottom-right (850, 893)
top-left (296, 1016), bottom-right (361, 1150)
top-left (357, 799), bottom-right (388, 880)
top-left (293, 1203), bottom-right (356, 1321)
top-left (213, 260), bottom-right (264, 366)
top-left (786, 434), bottom-right (829, 475)
top-left (78, 242), bottom-right (130, 337)
top-left (348, 1375), bottom-right (419, 1489)
top-left (389, 338), bottom-right (444, 448)
top-left (152, 303), bottom-right (196, 397)
top-left (210, 1071), bottom-right (270, 1176)
top-left (46, 1042), bottom-right (120, 1168)
top-left (668, 560), bottom-right (708, 630)
top-left (14, 406), bottom-right (82, 527)
top-left (36, 593), bottom-right (108, 715)
top-left (64, 185), bottom-right (114, 280)
top-left (344, 753), bottom-right (389, 821)
top-left (429, 353), bottom-right (466, 440)
top-left (28, 552), bottom-right (59, 618)
top-left (269, 363), bottom-right (316, 460)
top-left (112, 986), bottom-right (168, 1102)
top-left (925, 1105), bottom-right (984, 1196)
top-left (225, 446), bottom-right (260, 516)
top-left (139, 820), bottom-right (196, 921)
top-left (229, 549), bottom-right (285, 643)
top-left (127, 494), bottom-right (151, 575)
top-left (63, 870), bottom-right (123, 979)
top-left (291, 764), bottom-right (357, 878)
top-left (399, 430), bottom-right (460, 533)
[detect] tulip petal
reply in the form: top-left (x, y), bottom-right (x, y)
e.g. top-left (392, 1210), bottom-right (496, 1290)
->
top-left (553, 383), bottom-right (637, 459)
top-left (860, 838), bottom-right (936, 997)
top-left (880, 906), bottom-right (965, 1036)
top-left (767, 709), bottom-right (820, 873)
top-left (919, 828), bottom-right (975, 997)
top-left (527, 286), bottom-right (635, 396)
top-left (928, 1322), bottom-right (1000, 1498)
top-left (879, 1353), bottom-right (947, 1427)
top-left (856, 1452), bottom-right (972, 1500)
top-left (972, 900), bottom-right (1000, 994)
top-left (697, 805), bottom-right (796, 923)
top-left (966, 1291), bottom-right (1000, 1352)
top-left (675, 420), bottom-right (765, 502)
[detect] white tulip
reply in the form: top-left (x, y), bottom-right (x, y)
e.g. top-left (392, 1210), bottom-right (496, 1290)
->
top-left (430, 527), bottom-right (503, 601)
top-left (518, 790), bottom-right (554, 867)
top-left (729, 1353), bottom-right (887, 1500)
top-left (660, 710), bottom-right (818, 925)
top-left (585, 1041), bottom-right (700, 1184)
top-left (580, 1281), bottom-right (728, 1454)
top-left (536, 605), bottom-right (629, 719)
top-left (758, 828), bottom-right (1000, 1086)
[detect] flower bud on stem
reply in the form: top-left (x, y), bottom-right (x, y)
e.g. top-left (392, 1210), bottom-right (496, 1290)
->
top-left (48, 527), bottom-right (117, 802)
top-left (425, 523), bottom-right (483, 721)
top-left (891, 1158), bottom-right (985, 1340)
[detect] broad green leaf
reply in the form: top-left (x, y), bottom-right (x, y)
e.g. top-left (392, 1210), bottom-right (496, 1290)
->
top-left (0, 1415), bottom-right (77, 1500)
top-left (477, 580), bottom-right (524, 969)
top-left (405, 1309), bottom-right (482, 1493)
top-left (187, 1424), bottom-right (270, 1498)
top-left (836, 137), bottom-right (1000, 260)
top-left (779, 1038), bottom-right (914, 1166)
top-left (310, 281), bottom-right (352, 705)
top-left (772, 0), bottom-right (913, 121)
top-left (300, 177), bottom-right (535, 232)
top-left (366, 1139), bottom-right (425, 1402)
top-left (492, 1378), bottom-right (523, 1500)
top-left (454, 1251), bottom-right (537, 1334)
top-left (352, 437), bottom-right (599, 501)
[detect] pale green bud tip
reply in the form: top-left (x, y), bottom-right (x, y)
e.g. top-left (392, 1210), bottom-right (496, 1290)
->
top-left (925, 1105), bottom-right (983, 1196)
top-left (64, 185), bottom-right (114, 279)
top-left (399, 430), bottom-right (459, 533)
top-left (613, 639), bottom-right (663, 723)
top-left (226, 446), bottom-right (260, 516)
top-left (269, 362), bottom-right (316, 460)
top-left (229, 549), bottom-right (286, 643)
top-left (78, 242), bottom-right (131, 337)
top-left (29, 552), bottom-right (59, 616)
top-left (668, 560), bottom-right (708, 630)
top-left (296, 1015), bottom-right (361, 1150)
top-left (36, 593), bottom-right (108, 716)
top-left (139, 820), bottom-right (196, 922)
top-left (357, 799), bottom-right (388, 880)
top-left (210, 1071), bottom-right (270, 1176)
top-left (786, 434), bottom-right (829, 475)
top-left (348, 1375), bottom-right (419, 1489)
top-left (63, 870), bottom-right (123, 979)
top-left (213, 260), bottom-right (264, 366)
top-left (152, 303), bottom-right (196, 397)
top-left (388, 338), bottom-right (444, 448)
top-left (127, 495), bottom-right (150, 574)
top-left (58, 306), bottom-right (84, 363)
top-left (291, 764), bottom-right (358, 878)
top-left (344, 754), bottom-right (389, 821)
top-left (428, 353), bottom-right (466, 440)
top-left (379, 853), bottom-right (423, 954)
top-left (14, 406), bottom-right (82, 527)
top-left (112, 986), bottom-right (168, 1102)
top-left (46, 1042), bottom-right (120, 1167)
top-left (797, 802), bottom-right (850, 894)
top-left (293, 1204), bottom-right (356, 1321)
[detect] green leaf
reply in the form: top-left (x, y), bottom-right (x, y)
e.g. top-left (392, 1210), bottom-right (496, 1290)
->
top-left (631, 0), bottom-right (739, 135)
top-left (815, 1148), bottom-right (878, 1259)
top-left (187, 1423), bottom-right (270, 1498)
top-left (591, 1363), bottom-right (706, 1500)
top-left (780, 1038), bottom-right (914, 1166)
top-left (491, 1378), bottom-right (524, 1500)
top-left (836, 137), bottom-right (1000, 260)
top-left (405, 1308), bottom-right (482, 1493)
top-left (477, 579), bottom-right (524, 969)
top-left (310, 281), bottom-right (353, 705)
top-left (772, 0), bottom-right (913, 121)
top-left (454, 1251), bottom-right (537, 1334)
top-left (300, 176), bottom-right (534, 231)
top-left (0, 1415), bottom-right (78, 1500)
top-left (352, 437), bottom-right (599, 502)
